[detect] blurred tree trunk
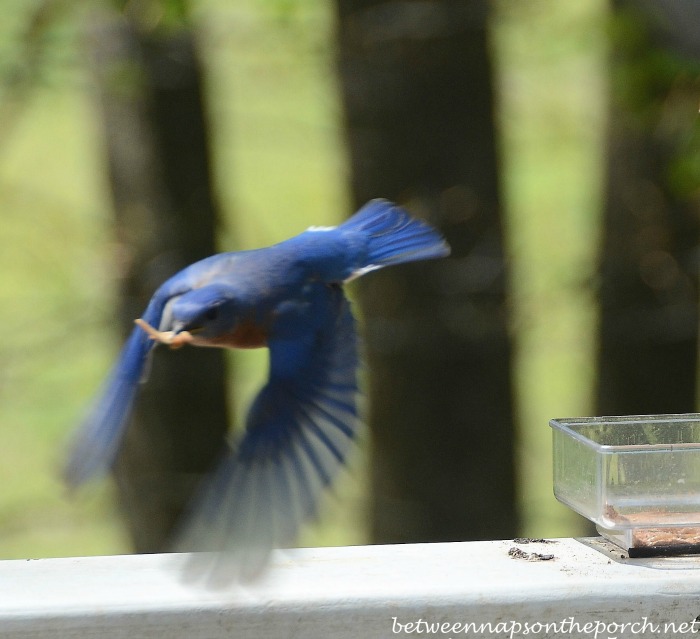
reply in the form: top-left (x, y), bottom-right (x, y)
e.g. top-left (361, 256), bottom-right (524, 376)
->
top-left (597, 1), bottom-right (700, 417)
top-left (335, 0), bottom-right (516, 542)
top-left (89, 4), bottom-right (230, 552)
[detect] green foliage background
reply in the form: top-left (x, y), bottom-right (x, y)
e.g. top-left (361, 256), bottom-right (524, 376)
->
top-left (0, 0), bottom-right (606, 559)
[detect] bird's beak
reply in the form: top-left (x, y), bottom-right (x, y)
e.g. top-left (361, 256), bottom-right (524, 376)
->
top-left (134, 318), bottom-right (194, 350)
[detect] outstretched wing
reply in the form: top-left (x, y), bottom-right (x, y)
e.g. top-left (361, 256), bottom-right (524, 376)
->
top-left (63, 323), bottom-right (155, 489)
top-left (63, 258), bottom-right (221, 489)
top-left (63, 289), bottom-right (178, 489)
top-left (174, 286), bottom-right (362, 582)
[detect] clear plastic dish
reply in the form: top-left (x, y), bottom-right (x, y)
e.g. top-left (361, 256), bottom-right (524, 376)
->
top-left (551, 414), bottom-right (700, 557)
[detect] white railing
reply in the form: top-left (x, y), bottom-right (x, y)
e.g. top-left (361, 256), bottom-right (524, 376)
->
top-left (2, 538), bottom-right (700, 638)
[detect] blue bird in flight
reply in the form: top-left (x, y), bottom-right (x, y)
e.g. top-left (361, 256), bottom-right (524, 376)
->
top-left (64, 199), bottom-right (450, 579)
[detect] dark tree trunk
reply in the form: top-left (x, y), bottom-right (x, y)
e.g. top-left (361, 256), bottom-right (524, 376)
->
top-left (335, 0), bottom-right (516, 542)
top-left (89, 9), bottom-right (230, 552)
top-left (597, 1), bottom-right (700, 417)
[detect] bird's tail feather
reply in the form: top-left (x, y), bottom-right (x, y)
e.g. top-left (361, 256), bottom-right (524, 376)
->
top-left (341, 199), bottom-right (450, 271)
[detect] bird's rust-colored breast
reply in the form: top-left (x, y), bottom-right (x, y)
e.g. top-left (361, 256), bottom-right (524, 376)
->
top-left (192, 319), bottom-right (269, 349)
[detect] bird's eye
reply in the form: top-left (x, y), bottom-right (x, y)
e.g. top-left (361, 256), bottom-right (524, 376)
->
top-left (205, 307), bottom-right (219, 322)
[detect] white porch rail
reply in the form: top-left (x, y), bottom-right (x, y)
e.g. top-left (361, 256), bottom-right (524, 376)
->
top-left (2, 538), bottom-right (700, 638)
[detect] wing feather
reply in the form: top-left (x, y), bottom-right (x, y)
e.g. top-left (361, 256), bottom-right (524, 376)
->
top-left (174, 288), bottom-right (362, 582)
top-left (63, 279), bottom-right (195, 489)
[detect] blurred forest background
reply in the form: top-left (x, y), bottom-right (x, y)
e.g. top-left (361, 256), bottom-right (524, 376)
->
top-left (0, 0), bottom-right (699, 559)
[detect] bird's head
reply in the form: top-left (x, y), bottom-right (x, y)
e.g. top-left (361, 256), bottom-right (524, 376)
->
top-left (168, 285), bottom-right (235, 338)
top-left (136, 284), bottom-right (240, 349)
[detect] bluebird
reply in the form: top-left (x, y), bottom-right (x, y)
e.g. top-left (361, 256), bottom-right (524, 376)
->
top-left (64, 199), bottom-right (449, 579)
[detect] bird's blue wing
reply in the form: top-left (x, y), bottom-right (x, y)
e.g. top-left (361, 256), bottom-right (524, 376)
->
top-left (63, 328), bottom-right (151, 489)
top-left (62, 252), bottom-right (225, 490)
top-left (63, 294), bottom-right (170, 489)
top-left (174, 286), bottom-right (361, 582)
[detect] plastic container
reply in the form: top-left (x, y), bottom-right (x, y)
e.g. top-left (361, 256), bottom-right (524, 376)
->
top-left (551, 413), bottom-right (700, 557)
